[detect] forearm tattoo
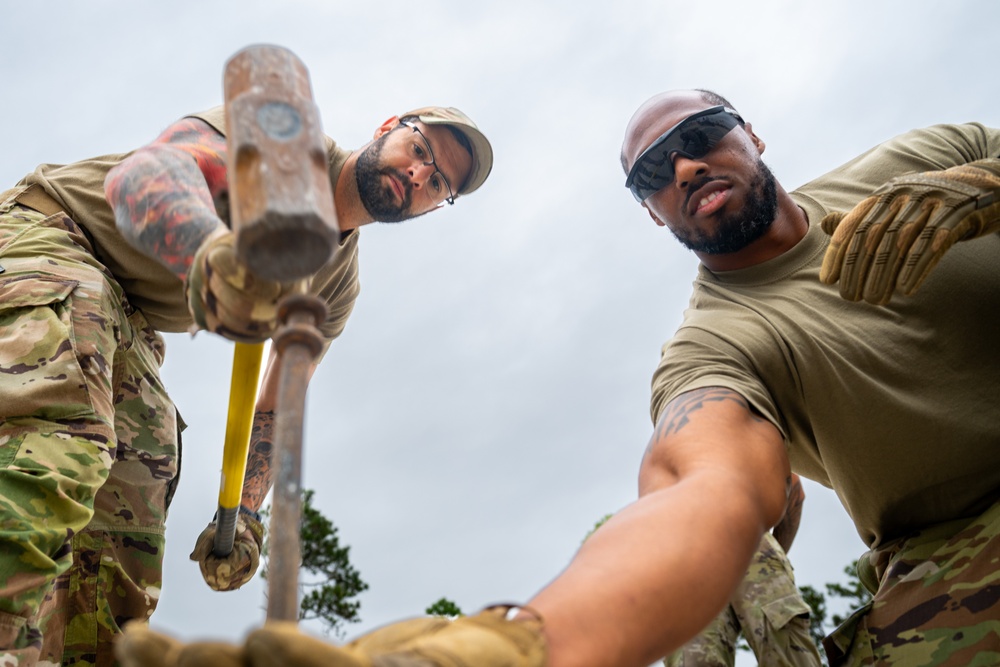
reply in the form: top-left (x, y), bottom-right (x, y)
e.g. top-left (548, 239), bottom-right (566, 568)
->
top-left (241, 410), bottom-right (276, 512)
top-left (105, 118), bottom-right (230, 281)
top-left (772, 475), bottom-right (804, 552)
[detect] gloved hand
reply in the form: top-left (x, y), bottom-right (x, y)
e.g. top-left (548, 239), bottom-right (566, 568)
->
top-left (186, 228), bottom-right (305, 342)
top-left (189, 506), bottom-right (264, 591)
top-left (116, 606), bottom-right (546, 667)
top-left (819, 158), bottom-right (1000, 304)
top-left (115, 622), bottom-right (244, 667)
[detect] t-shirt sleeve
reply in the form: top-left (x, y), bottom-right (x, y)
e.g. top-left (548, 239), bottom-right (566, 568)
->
top-left (311, 232), bottom-right (361, 337)
top-left (793, 123), bottom-right (1000, 222)
top-left (649, 323), bottom-right (787, 439)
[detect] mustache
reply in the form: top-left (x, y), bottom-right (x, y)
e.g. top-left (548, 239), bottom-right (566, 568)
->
top-left (683, 176), bottom-right (726, 211)
top-left (386, 167), bottom-right (413, 203)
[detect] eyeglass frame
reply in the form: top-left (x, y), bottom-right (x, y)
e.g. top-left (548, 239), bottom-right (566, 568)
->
top-left (624, 105), bottom-right (745, 203)
top-left (398, 119), bottom-right (456, 207)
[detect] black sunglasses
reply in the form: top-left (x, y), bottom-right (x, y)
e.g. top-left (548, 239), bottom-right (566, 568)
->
top-left (625, 106), bottom-right (745, 202)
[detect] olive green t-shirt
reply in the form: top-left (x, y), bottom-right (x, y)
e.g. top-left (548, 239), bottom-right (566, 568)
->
top-left (14, 106), bottom-right (359, 341)
top-left (650, 123), bottom-right (1000, 548)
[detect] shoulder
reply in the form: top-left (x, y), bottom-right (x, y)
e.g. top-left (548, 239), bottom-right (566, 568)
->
top-left (792, 122), bottom-right (1000, 221)
top-left (185, 106), bottom-right (228, 136)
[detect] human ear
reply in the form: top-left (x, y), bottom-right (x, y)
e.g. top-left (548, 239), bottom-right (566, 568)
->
top-left (373, 116), bottom-right (400, 139)
top-left (744, 122), bottom-right (766, 155)
top-left (645, 204), bottom-right (667, 227)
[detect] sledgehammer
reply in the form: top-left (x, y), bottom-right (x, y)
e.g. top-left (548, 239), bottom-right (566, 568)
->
top-left (212, 45), bottom-right (336, 623)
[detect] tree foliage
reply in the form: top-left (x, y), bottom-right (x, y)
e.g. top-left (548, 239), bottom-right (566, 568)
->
top-left (425, 598), bottom-right (464, 618)
top-left (799, 559), bottom-right (873, 663)
top-left (261, 488), bottom-right (369, 638)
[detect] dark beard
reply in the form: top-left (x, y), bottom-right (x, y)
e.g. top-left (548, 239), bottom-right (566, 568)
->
top-left (672, 159), bottom-right (778, 255)
top-left (355, 134), bottom-right (412, 223)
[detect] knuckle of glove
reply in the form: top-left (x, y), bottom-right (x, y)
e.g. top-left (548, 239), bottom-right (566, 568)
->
top-left (342, 607), bottom-right (546, 667)
top-left (188, 231), bottom-right (298, 342)
top-left (200, 542), bottom-right (259, 591)
top-left (190, 521), bottom-right (260, 591)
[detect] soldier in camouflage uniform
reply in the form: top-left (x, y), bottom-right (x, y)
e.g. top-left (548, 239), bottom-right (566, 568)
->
top-left (665, 475), bottom-right (821, 667)
top-left (112, 92), bottom-right (1000, 667)
top-left (0, 103), bottom-right (493, 667)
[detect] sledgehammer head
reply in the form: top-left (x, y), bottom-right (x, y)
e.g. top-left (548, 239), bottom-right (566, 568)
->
top-left (224, 44), bottom-right (339, 282)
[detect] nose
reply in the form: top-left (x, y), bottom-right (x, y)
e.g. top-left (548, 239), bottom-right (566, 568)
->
top-left (407, 162), bottom-right (436, 190)
top-left (672, 154), bottom-right (709, 190)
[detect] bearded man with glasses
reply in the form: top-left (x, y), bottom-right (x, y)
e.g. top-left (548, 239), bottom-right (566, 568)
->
top-left (0, 101), bottom-right (491, 667)
top-left (118, 89), bottom-right (1000, 667)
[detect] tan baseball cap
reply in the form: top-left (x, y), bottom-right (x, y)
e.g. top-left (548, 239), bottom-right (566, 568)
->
top-left (401, 106), bottom-right (493, 197)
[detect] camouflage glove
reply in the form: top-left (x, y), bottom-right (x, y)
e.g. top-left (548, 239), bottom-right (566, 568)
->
top-left (115, 622), bottom-right (244, 667)
top-left (245, 605), bottom-right (546, 667)
top-left (186, 228), bottom-right (305, 342)
top-left (189, 505), bottom-right (264, 591)
top-left (819, 158), bottom-right (1000, 304)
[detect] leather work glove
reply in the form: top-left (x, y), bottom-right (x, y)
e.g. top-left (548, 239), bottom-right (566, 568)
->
top-left (245, 605), bottom-right (546, 667)
top-left (189, 505), bottom-right (264, 591)
top-left (186, 228), bottom-right (306, 342)
top-left (819, 158), bottom-right (1000, 304)
top-left (115, 606), bottom-right (546, 667)
top-left (115, 622), bottom-right (244, 667)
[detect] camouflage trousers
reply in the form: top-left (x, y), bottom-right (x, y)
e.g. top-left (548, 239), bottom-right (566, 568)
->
top-left (824, 500), bottom-right (1000, 666)
top-left (0, 198), bottom-right (181, 667)
top-left (665, 531), bottom-right (821, 667)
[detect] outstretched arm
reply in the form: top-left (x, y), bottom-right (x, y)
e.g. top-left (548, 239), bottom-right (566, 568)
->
top-left (105, 117), bottom-right (230, 281)
top-left (528, 387), bottom-right (790, 667)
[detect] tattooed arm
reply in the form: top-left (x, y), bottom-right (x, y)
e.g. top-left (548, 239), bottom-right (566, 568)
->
top-left (771, 472), bottom-right (804, 553)
top-left (105, 117), bottom-right (230, 282)
top-left (239, 346), bottom-right (320, 512)
top-left (524, 387), bottom-right (789, 667)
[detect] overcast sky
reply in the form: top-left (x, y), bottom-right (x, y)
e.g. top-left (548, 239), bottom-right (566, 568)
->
top-left (3, 2), bottom-right (998, 664)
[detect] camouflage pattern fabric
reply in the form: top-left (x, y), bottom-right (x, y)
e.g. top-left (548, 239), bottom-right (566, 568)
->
top-left (665, 532), bottom-right (821, 666)
top-left (824, 499), bottom-right (1000, 666)
top-left (0, 197), bottom-right (181, 667)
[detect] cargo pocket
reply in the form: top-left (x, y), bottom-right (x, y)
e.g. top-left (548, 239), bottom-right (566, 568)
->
top-left (0, 272), bottom-right (94, 422)
top-left (762, 591), bottom-right (812, 629)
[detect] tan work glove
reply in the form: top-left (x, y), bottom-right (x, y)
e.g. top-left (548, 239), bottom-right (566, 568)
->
top-left (819, 158), bottom-right (1000, 304)
top-left (247, 605), bottom-right (546, 667)
top-left (186, 228), bottom-right (305, 342)
top-left (115, 606), bottom-right (545, 667)
top-left (115, 622), bottom-right (244, 667)
top-left (189, 506), bottom-right (264, 591)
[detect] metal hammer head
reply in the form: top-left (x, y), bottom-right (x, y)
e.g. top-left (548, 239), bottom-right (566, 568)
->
top-left (224, 44), bottom-right (339, 283)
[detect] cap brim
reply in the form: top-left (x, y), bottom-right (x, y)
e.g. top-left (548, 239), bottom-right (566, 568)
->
top-left (417, 114), bottom-right (493, 196)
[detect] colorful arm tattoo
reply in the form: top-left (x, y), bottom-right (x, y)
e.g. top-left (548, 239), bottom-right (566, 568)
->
top-left (241, 410), bottom-right (276, 512)
top-left (105, 118), bottom-right (231, 282)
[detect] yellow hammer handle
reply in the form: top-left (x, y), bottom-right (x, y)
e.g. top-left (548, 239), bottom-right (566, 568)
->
top-left (213, 340), bottom-right (265, 556)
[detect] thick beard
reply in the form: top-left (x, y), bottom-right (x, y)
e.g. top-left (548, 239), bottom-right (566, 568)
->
top-left (355, 134), bottom-right (411, 223)
top-left (672, 159), bottom-right (779, 255)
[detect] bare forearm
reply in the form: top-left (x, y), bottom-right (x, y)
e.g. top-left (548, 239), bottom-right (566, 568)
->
top-left (529, 474), bottom-right (768, 667)
top-left (240, 410), bottom-right (275, 512)
top-left (528, 387), bottom-right (790, 667)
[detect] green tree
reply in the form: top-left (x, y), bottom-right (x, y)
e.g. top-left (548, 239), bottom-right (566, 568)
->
top-left (799, 559), bottom-right (873, 664)
top-left (425, 598), bottom-right (464, 617)
top-left (261, 488), bottom-right (369, 638)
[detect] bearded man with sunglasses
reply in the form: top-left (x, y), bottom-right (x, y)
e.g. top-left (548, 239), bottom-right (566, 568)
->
top-left (116, 90), bottom-right (1000, 667)
top-left (0, 103), bottom-right (491, 667)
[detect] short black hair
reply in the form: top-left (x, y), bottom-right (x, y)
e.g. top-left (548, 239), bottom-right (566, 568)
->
top-left (695, 89), bottom-right (737, 110)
